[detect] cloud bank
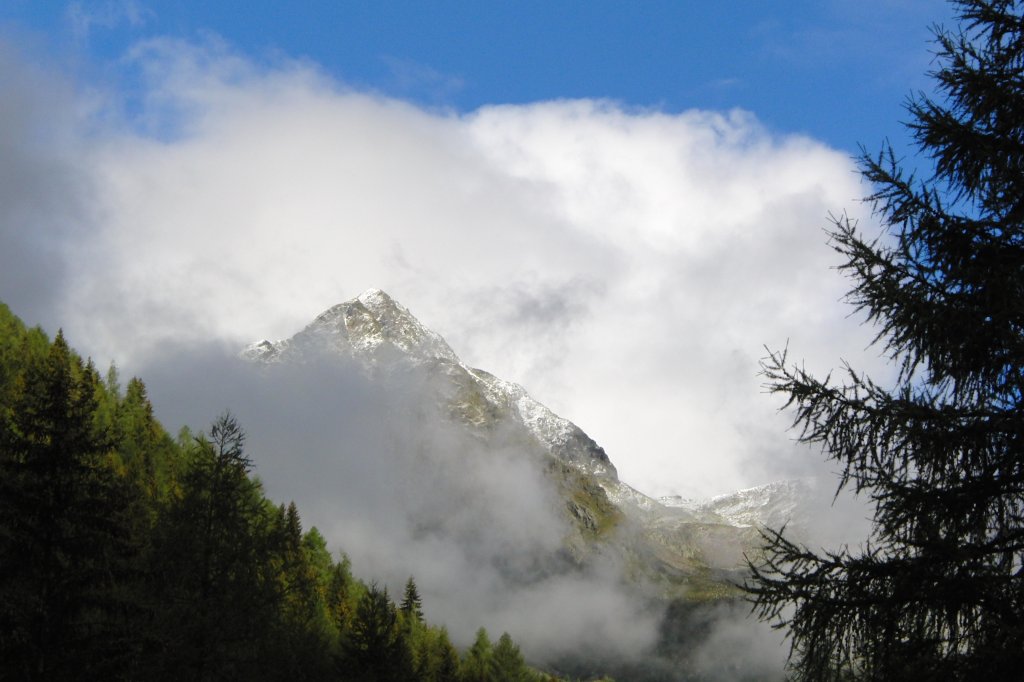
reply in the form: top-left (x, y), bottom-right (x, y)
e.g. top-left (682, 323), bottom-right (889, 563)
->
top-left (2, 35), bottom-right (884, 501)
top-left (138, 343), bottom-right (665, 667)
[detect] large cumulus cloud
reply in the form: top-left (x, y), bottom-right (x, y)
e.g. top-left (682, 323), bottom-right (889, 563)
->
top-left (4, 35), bottom-right (884, 502)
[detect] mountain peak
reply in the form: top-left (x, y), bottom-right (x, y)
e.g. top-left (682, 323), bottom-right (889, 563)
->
top-left (243, 289), bottom-right (618, 480)
top-left (355, 287), bottom-right (392, 309)
top-left (245, 289), bottom-right (460, 365)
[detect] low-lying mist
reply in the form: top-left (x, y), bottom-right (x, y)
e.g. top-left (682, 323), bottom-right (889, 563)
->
top-left (141, 343), bottom-right (668, 666)
top-left (136, 334), bottom-right (886, 678)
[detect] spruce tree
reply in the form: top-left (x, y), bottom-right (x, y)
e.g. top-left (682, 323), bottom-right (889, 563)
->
top-left (146, 413), bottom-right (280, 681)
top-left (0, 331), bottom-right (138, 680)
top-left (401, 575), bottom-right (425, 622)
top-left (491, 632), bottom-right (530, 682)
top-left (267, 501), bottom-right (336, 679)
top-left (748, 1), bottom-right (1024, 679)
top-left (341, 583), bottom-right (413, 681)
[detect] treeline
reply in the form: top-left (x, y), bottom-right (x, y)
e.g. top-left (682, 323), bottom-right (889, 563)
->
top-left (0, 303), bottom-right (567, 681)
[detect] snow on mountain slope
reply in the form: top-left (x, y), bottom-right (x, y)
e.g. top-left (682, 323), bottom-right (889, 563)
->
top-left (660, 479), bottom-right (814, 532)
top-left (243, 288), bottom-right (460, 365)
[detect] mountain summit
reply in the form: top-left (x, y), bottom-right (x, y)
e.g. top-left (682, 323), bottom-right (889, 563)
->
top-left (244, 288), bottom-right (460, 365)
top-left (245, 288), bottom-right (617, 480)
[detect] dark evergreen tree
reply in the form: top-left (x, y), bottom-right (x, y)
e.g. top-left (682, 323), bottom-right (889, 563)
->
top-left (401, 575), bottom-right (425, 622)
top-left (433, 627), bottom-right (463, 682)
top-left (748, 2), bottom-right (1024, 679)
top-left (100, 374), bottom-right (181, 541)
top-left (116, 377), bottom-right (178, 495)
top-left (278, 502), bottom-right (318, 620)
top-left (301, 526), bottom-right (336, 587)
top-left (340, 583), bottom-right (413, 681)
top-left (326, 553), bottom-right (359, 635)
top-left (0, 331), bottom-right (139, 680)
top-left (145, 413), bottom-right (281, 681)
top-left (267, 501), bottom-right (336, 680)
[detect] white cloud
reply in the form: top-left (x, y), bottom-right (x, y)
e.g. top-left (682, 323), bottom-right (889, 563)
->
top-left (66, 0), bottom-right (150, 43)
top-left (9, 36), bottom-right (886, 503)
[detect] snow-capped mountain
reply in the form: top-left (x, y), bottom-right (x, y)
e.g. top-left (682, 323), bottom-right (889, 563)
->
top-left (243, 289), bottom-right (806, 595)
top-left (244, 288), bottom-right (461, 366)
top-left (660, 479), bottom-right (814, 531)
top-left (244, 289), bottom-right (617, 479)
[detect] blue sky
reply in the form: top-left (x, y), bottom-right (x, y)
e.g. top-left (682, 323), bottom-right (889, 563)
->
top-left (4, 1), bottom-right (954, 153)
top-left (0, 1), bottom-right (958, 501)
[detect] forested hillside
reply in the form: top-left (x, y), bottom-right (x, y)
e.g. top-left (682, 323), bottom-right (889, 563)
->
top-left (0, 302), bottom-right (562, 682)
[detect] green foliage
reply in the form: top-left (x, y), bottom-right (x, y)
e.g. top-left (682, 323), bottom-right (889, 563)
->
top-left (0, 303), bottom-right (576, 681)
top-left (749, 1), bottom-right (1024, 679)
top-left (428, 627), bottom-right (463, 682)
top-left (0, 302), bottom-right (47, 410)
top-left (0, 331), bottom-right (140, 680)
top-left (326, 553), bottom-right (360, 635)
top-left (116, 377), bottom-right (180, 494)
top-left (341, 583), bottom-right (414, 681)
top-left (401, 575), bottom-right (425, 622)
top-left (491, 632), bottom-right (531, 682)
top-left (270, 502), bottom-right (338, 679)
top-left (144, 414), bottom-right (279, 679)
top-left (461, 627), bottom-right (493, 682)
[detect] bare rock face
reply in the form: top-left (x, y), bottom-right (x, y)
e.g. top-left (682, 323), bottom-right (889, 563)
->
top-left (244, 289), bottom-right (807, 597)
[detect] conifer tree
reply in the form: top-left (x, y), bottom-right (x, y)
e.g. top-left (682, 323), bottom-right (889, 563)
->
top-left (110, 376), bottom-right (181, 516)
top-left (279, 501), bottom-right (319, 619)
top-left (749, 2), bottom-right (1024, 679)
top-left (434, 627), bottom-right (463, 682)
top-left (461, 627), bottom-right (494, 682)
top-left (401, 575), bottom-right (425, 622)
top-left (341, 583), bottom-right (413, 681)
top-left (326, 553), bottom-right (358, 634)
top-left (146, 413), bottom-right (280, 681)
top-left (0, 331), bottom-right (138, 679)
top-left (0, 303), bottom-right (48, 401)
top-left (491, 632), bottom-right (531, 682)
top-left (265, 501), bottom-right (336, 679)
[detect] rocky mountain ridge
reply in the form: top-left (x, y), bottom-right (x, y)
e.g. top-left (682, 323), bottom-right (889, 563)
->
top-left (660, 479), bottom-right (815, 530)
